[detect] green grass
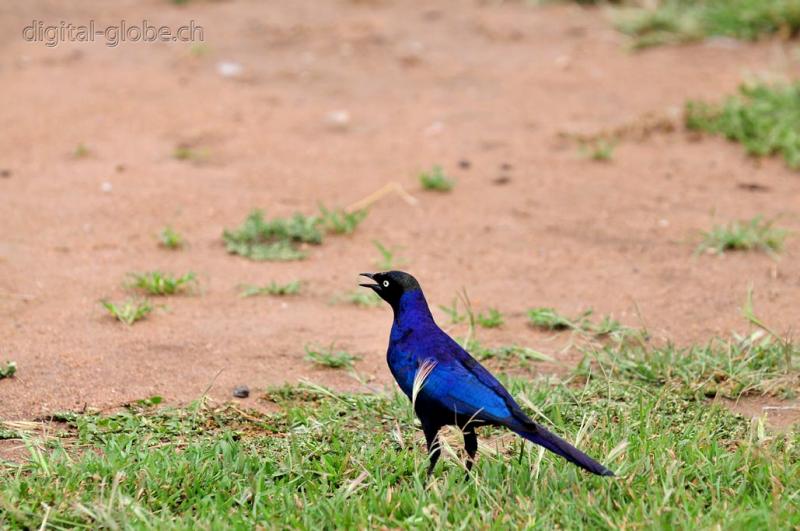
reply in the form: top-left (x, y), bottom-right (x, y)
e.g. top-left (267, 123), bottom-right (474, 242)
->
top-left (419, 165), bottom-right (454, 192)
top-left (686, 82), bottom-right (800, 169)
top-left (317, 204), bottom-right (368, 235)
top-left (100, 298), bottom-right (153, 325)
top-left (527, 307), bottom-right (589, 330)
top-left (128, 271), bottom-right (197, 296)
top-left (158, 226), bottom-right (184, 249)
top-left (580, 333), bottom-right (799, 399)
top-left (476, 308), bottom-right (504, 328)
top-left (579, 138), bottom-right (617, 161)
top-left (334, 290), bottom-right (382, 308)
top-left (172, 145), bottom-right (208, 162)
top-left (615, 0), bottom-right (800, 49)
top-left (239, 281), bottom-right (302, 297)
top-left (0, 361), bottom-right (16, 379)
top-left (1, 346), bottom-right (798, 528)
top-left (223, 207), bottom-right (368, 262)
top-left (697, 216), bottom-right (788, 255)
top-left (304, 344), bottom-right (360, 369)
top-left (373, 240), bottom-right (406, 270)
top-left (73, 143), bottom-right (90, 158)
top-left (527, 307), bottom-right (644, 345)
top-left (470, 342), bottom-right (554, 369)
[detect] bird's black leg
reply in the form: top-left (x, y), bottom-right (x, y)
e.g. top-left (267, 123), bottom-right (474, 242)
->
top-left (463, 429), bottom-right (478, 473)
top-left (422, 422), bottom-right (442, 477)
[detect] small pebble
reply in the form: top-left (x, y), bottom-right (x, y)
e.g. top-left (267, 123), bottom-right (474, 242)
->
top-left (458, 159), bottom-right (471, 169)
top-left (100, 181), bottom-right (112, 193)
top-left (324, 110), bottom-right (351, 130)
top-left (0, 169), bottom-right (11, 178)
top-left (217, 61), bottom-right (243, 78)
top-left (233, 385), bottom-right (250, 399)
top-left (493, 176), bottom-right (511, 185)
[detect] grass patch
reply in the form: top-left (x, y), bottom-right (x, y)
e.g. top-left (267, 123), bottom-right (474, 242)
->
top-left (223, 207), bottom-right (367, 261)
top-left (579, 137), bottom-right (616, 161)
top-left (615, 0), bottom-right (800, 49)
top-left (581, 332), bottom-right (800, 399)
top-left (239, 281), bottom-right (301, 297)
top-left (304, 344), bottom-right (359, 369)
top-left (158, 226), bottom-right (184, 249)
top-left (476, 308), bottom-right (504, 328)
top-left (101, 298), bottom-right (153, 325)
top-left (470, 342), bottom-right (554, 369)
top-left (0, 361), bottom-right (16, 379)
top-left (527, 307), bottom-right (590, 330)
top-left (128, 271), bottom-right (197, 296)
top-left (419, 165), bottom-right (454, 191)
top-left (528, 307), bottom-right (644, 345)
top-left (697, 216), bottom-right (788, 255)
top-left (373, 240), bottom-right (406, 270)
top-left (686, 82), bottom-right (800, 168)
top-left (2, 366), bottom-right (798, 528)
top-left (317, 204), bottom-right (368, 235)
top-left (334, 290), bottom-right (382, 308)
top-left (172, 145), bottom-right (208, 162)
top-left (73, 143), bottom-right (90, 158)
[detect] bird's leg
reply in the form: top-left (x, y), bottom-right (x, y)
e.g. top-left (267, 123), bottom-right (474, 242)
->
top-left (463, 429), bottom-right (478, 473)
top-left (422, 423), bottom-right (442, 477)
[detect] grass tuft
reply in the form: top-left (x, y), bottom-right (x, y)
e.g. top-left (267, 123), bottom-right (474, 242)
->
top-left (335, 290), bottom-right (382, 308)
top-left (0, 361), bottom-right (16, 379)
top-left (73, 143), bottom-right (90, 158)
top-left (223, 207), bottom-right (367, 261)
top-left (686, 82), bottom-right (800, 168)
top-left (304, 344), bottom-right (359, 369)
top-left (101, 298), bottom-right (153, 325)
top-left (419, 165), bottom-right (455, 191)
top-left (697, 216), bottom-right (788, 255)
top-left (579, 138), bottom-right (616, 161)
top-left (615, 0), bottom-right (800, 50)
top-left (476, 308), bottom-right (504, 328)
top-left (373, 240), bottom-right (406, 270)
top-left (158, 226), bottom-right (184, 249)
top-left (240, 281), bottom-right (301, 297)
top-left (128, 271), bottom-right (197, 296)
top-left (318, 204), bottom-right (368, 235)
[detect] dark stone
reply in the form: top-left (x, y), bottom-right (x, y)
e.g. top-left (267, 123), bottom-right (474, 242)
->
top-left (233, 385), bottom-right (250, 399)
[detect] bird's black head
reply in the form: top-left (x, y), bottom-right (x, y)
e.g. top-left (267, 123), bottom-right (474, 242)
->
top-left (359, 271), bottom-right (421, 306)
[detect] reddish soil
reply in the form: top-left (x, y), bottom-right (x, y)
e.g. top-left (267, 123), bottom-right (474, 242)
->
top-left (1, 1), bottom-right (799, 423)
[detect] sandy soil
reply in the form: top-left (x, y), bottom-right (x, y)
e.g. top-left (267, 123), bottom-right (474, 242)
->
top-left (1, 0), bottom-right (799, 426)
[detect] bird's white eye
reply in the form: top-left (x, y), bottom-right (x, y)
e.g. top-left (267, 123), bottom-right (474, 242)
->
top-left (382, 280), bottom-right (390, 287)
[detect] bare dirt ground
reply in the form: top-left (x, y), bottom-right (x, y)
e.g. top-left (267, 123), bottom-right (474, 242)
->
top-left (1, 0), bottom-right (799, 426)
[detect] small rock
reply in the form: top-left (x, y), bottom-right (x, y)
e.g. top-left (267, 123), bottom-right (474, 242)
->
top-left (217, 61), bottom-right (243, 78)
top-left (493, 175), bottom-right (511, 185)
top-left (100, 181), bottom-right (112, 193)
top-left (0, 169), bottom-right (11, 178)
top-left (458, 159), bottom-right (471, 169)
top-left (324, 110), bottom-right (351, 131)
top-left (233, 385), bottom-right (250, 399)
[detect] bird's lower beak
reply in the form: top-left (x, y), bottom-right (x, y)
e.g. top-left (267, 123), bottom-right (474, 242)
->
top-left (359, 272), bottom-right (380, 291)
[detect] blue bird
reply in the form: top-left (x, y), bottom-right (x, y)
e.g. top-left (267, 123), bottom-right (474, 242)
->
top-left (360, 271), bottom-right (614, 477)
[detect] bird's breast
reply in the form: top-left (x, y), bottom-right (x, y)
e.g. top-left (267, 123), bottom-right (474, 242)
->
top-left (386, 344), bottom-right (416, 398)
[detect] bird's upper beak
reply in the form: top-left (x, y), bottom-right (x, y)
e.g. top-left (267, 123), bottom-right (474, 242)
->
top-left (359, 272), bottom-right (381, 292)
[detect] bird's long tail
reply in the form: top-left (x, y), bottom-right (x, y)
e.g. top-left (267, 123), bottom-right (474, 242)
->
top-left (513, 423), bottom-right (614, 476)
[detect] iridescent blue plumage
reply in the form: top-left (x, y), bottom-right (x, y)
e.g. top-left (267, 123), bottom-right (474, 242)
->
top-left (361, 271), bottom-right (614, 477)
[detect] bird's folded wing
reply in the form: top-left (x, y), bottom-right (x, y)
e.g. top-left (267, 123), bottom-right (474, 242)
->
top-left (419, 358), bottom-right (515, 425)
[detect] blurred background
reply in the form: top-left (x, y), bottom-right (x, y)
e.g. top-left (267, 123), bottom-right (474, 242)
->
top-left (1, 0), bottom-right (799, 419)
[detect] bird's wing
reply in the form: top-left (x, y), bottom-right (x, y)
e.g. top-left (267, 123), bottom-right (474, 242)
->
top-left (418, 339), bottom-right (527, 426)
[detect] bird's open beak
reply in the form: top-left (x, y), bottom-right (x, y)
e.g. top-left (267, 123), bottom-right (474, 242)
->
top-left (359, 272), bottom-right (380, 292)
